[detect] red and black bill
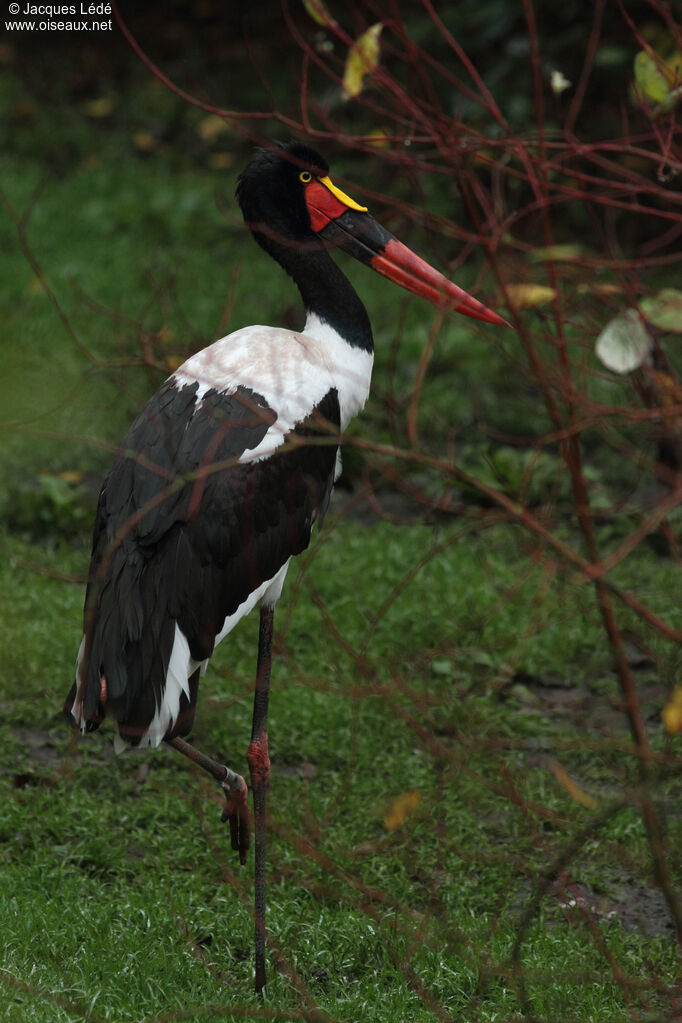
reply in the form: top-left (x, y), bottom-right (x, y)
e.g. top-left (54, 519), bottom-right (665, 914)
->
top-left (304, 174), bottom-right (510, 328)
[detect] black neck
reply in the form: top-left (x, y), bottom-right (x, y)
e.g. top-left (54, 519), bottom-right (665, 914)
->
top-left (257, 238), bottom-right (374, 353)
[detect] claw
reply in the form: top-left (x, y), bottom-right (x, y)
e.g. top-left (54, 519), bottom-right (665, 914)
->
top-left (221, 773), bottom-right (250, 865)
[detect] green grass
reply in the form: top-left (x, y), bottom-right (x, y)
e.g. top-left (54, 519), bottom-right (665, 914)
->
top-left (1, 58), bottom-right (680, 1023)
top-left (0, 522), bottom-right (679, 1022)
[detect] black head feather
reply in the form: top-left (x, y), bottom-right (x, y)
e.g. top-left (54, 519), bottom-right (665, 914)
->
top-left (235, 141), bottom-right (373, 351)
top-left (236, 140), bottom-right (330, 245)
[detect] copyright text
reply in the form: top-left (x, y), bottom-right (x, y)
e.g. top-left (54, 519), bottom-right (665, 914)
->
top-left (6, 2), bottom-right (113, 30)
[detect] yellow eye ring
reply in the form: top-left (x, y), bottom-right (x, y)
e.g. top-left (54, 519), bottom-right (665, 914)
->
top-left (299, 170), bottom-right (312, 183)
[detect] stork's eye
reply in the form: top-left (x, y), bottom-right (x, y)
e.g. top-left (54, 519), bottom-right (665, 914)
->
top-left (299, 171), bottom-right (312, 183)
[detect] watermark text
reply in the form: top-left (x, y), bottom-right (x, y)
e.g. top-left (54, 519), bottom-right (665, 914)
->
top-left (6, 3), bottom-right (113, 31)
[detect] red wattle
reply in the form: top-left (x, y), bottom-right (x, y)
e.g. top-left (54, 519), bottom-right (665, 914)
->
top-left (305, 181), bottom-right (350, 233)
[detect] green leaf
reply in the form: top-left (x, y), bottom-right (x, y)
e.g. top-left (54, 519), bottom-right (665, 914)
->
top-left (639, 288), bottom-right (682, 333)
top-left (633, 49), bottom-right (682, 106)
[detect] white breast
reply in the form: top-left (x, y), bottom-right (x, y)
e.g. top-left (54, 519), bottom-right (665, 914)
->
top-left (172, 314), bottom-right (374, 462)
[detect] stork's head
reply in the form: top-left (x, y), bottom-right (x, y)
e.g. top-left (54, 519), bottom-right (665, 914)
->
top-left (236, 140), bottom-right (510, 327)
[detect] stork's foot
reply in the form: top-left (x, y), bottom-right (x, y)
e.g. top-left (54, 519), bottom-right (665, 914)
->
top-left (220, 771), bottom-right (250, 865)
top-left (165, 735), bottom-right (251, 866)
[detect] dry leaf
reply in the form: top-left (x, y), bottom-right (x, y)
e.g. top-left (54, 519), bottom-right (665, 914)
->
top-left (506, 283), bottom-right (556, 309)
top-left (12, 100), bottom-right (34, 120)
top-left (547, 761), bottom-right (598, 809)
top-left (651, 369), bottom-right (682, 408)
top-left (342, 23), bottom-right (383, 100)
top-left (650, 370), bottom-right (682, 430)
top-left (383, 790), bottom-right (421, 830)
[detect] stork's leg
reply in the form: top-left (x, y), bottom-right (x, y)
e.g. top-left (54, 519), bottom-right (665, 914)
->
top-left (165, 735), bottom-right (250, 865)
top-left (247, 602), bottom-right (274, 994)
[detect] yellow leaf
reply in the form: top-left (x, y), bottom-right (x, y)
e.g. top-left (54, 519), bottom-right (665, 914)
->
top-left (133, 130), bottom-right (156, 152)
top-left (506, 283), bottom-right (556, 309)
top-left (662, 687), bottom-right (682, 734)
top-left (57, 470), bottom-right (85, 484)
top-left (155, 326), bottom-right (175, 348)
top-left (342, 23), bottom-right (383, 100)
top-left (527, 244), bottom-right (585, 263)
top-left (577, 282), bottom-right (621, 297)
top-left (547, 761), bottom-right (598, 809)
top-left (383, 790), bottom-right (421, 830)
top-left (650, 370), bottom-right (682, 415)
top-left (82, 95), bottom-right (116, 118)
top-left (208, 153), bottom-right (234, 170)
top-left (302, 0), bottom-right (338, 29)
top-left (26, 275), bottom-right (45, 296)
top-left (197, 114), bottom-right (231, 142)
top-left (363, 127), bottom-right (392, 149)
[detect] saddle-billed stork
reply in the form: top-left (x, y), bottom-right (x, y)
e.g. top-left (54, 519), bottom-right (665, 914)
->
top-left (65, 140), bottom-right (509, 991)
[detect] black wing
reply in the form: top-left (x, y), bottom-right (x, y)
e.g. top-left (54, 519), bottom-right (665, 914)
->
top-left (65, 377), bottom-right (340, 743)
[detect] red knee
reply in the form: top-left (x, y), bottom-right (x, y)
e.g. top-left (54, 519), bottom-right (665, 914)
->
top-left (247, 734), bottom-right (270, 786)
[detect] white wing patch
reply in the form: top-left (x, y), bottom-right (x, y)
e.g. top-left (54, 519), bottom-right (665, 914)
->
top-left (71, 635), bottom-right (87, 730)
top-left (127, 561), bottom-right (291, 750)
